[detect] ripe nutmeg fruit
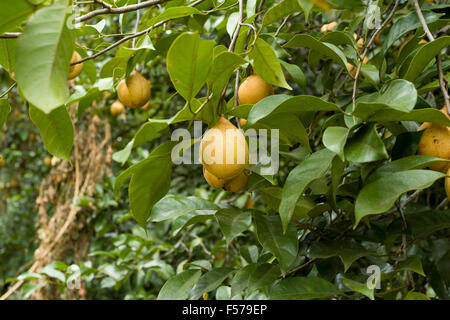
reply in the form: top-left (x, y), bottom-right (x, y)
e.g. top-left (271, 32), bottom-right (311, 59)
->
top-left (68, 51), bottom-right (83, 80)
top-left (117, 70), bottom-right (151, 109)
top-left (200, 115), bottom-right (249, 180)
top-left (238, 74), bottom-right (273, 105)
top-left (417, 108), bottom-right (450, 173)
top-left (110, 100), bottom-right (124, 116)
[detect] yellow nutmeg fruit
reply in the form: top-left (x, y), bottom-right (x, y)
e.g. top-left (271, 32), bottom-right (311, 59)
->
top-left (44, 156), bottom-right (52, 167)
top-left (203, 167), bottom-right (226, 189)
top-left (110, 100), bottom-right (124, 116)
top-left (238, 74), bottom-right (274, 105)
top-left (239, 118), bottom-right (247, 127)
top-left (68, 51), bottom-right (83, 80)
top-left (417, 120), bottom-right (450, 173)
top-left (348, 56), bottom-right (369, 78)
top-left (353, 33), bottom-right (364, 49)
top-left (117, 70), bottom-right (151, 109)
top-left (244, 197), bottom-right (255, 209)
top-left (200, 115), bottom-right (249, 180)
top-left (223, 170), bottom-right (250, 193)
top-left (141, 101), bottom-right (151, 111)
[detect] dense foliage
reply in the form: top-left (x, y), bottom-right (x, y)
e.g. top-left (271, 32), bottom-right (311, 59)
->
top-left (1, 0), bottom-right (450, 300)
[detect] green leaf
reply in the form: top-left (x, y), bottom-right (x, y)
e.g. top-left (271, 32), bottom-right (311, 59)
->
top-left (310, 240), bottom-right (373, 272)
top-left (0, 0), bottom-right (35, 35)
top-left (231, 264), bottom-right (258, 297)
top-left (0, 38), bottom-right (17, 73)
top-left (381, 11), bottom-right (440, 57)
top-left (297, 0), bottom-right (314, 20)
top-left (354, 170), bottom-right (445, 226)
top-left (113, 142), bottom-right (176, 199)
top-left (342, 278), bottom-right (374, 300)
top-left (0, 98), bottom-right (11, 128)
top-left (157, 270), bottom-right (202, 300)
top-left (171, 210), bottom-right (216, 236)
top-left (284, 34), bottom-right (348, 71)
top-left (404, 291), bottom-right (430, 300)
top-left (247, 94), bottom-right (341, 125)
top-left (355, 108), bottom-right (450, 127)
top-left (323, 126), bottom-right (349, 160)
top-left (147, 6), bottom-right (202, 26)
top-left (15, 0), bottom-right (73, 113)
top-left (129, 156), bottom-right (172, 228)
top-left (249, 38), bottom-right (291, 89)
top-left (262, 0), bottom-right (300, 27)
top-left (216, 209), bottom-right (252, 245)
top-left (279, 149), bottom-right (335, 232)
top-left (352, 79), bottom-right (418, 119)
top-left (150, 195), bottom-right (218, 222)
top-left (248, 263), bottom-right (281, 292)
top-left (29, 105), bottom-right (74, 162)
top-left (279, 60), bottom-right (306, 89)
top-left (344, 124), bottom-right (388, 163)
top-left (260, 187), bottom-right (316, 220)
top-left (190, 268), bottom-right (234, 300)
top-left (253, 214), bottom-right (298, 271)
top-left (320, 31), bottom-right (357, 49)
top-left (403, 36), bottom-right (450, 81)
top-left (396, 256), bottom-right (425, 277)
top-left (166, 32), bottom-right (215, 102)
top-left (367, 155), bottom-right (450, 184)
top-left (269, 276), bottom-right (340, 300)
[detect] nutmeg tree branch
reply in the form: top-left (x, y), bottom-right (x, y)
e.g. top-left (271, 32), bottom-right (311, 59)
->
top-left (352, 0), bottom-right (401, 110)
top-left (413, 0), bottom-right (450, 113)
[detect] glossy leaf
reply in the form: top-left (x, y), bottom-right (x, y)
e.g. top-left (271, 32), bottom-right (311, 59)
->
top-left (254, 214), bottom-right (298, 271)
top-left (270, 276), bottom-right (339, 300)
top-left (15, 0), bottom-right (73, 113)
top-left (260, 187), bottom-right (315, 219)
top-left (166, 33), bottom-right (215, 102)
top-left (354, 170), bottom-right (445, 226)
top-left (216, 209), bottom-right (252, 245)
top-left (284, 34), bottom-right (348, 70)
top-left (323, 126), bottom-right (349, 160)
top-left (157, 270), bottom-right (201, 300)
top-left (403, 36), bottom-right (450, 81)
top-left (0, 98), bottom-right (11, 128)
top-left (29, 105), bottom-right (74, 162)
top-left (344, 124), bottom-right (388, 163)
top-left (0, 38), bottom-right (17, 73)
top-left (151, 195), bottom-right (219, 222)
top-left (279, 149), bottom-right (335, 231)
top-left (190, 268), bottom-right (234, 300)
top-left (262, 0), bottom-right (300, 27)
top-left (342, 278), bottom-right (374, 300)
top-left (249, 38), bottom-right (291, 89)
top-left (0, 0), bottom-right (35, 35)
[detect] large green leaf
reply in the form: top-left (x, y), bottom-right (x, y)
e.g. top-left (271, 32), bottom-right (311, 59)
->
top-left (190, 268), bottom-right (234, 300)
top-left (323, 126), bottom-right (349, 161)
top-left (310, 240), bottom-right (373, 271)
top-left (171, 210), bottom-right (217, 236)
top-left (354, 170), bottom-right (445, 226)
top-left (15, 0), bottom-right (74, 113)
top-left (0, 0), bottom-right (35, 35)
top-left (367, 155), bottom-right (450, 184)
top-left (29, 105), bottom-right (74, 162)
top-left (150, 195), bottom-right (219, 222)
top-left (146, 6), bottom-right (202, 27)
top-left (0, 39), bottom-right (17, 73)
top-left (248, 38), bottom-right (291, 89)
top-left (0, 98), bottom-right (11, 128)
top-left (342, 278), bottom-right (374, 300)
top-left (279, 149), bottom-right (335, 232)
top-left (355, 108), bottom-right (450, 127)
top-left (216, 209), bottom-right (252, 245)
top-left (253, 214), bottom-right (298, 271)
top-left (284, 34), bottom-right (348, 71)
top-left (129, 156), bottom-right (173, 228)
top-left (157, 270), bottom-right (201, 300)
top-left (352, 79), bottom-right (417, 119)
top-left (247, 94), bottom-right (341, 125)
top-left (380, 11), bottom-right (440, 57)
top-left (262, 0), bottom-right (301, 27)
top-left (166, 33), bottom-right (215, 102)
top-left (248, 264), bottom-right (281, 292)
top-left (260, 187), bottom-right (316, 220)
top-left (269, 276), bottom-right (340, 300)
top-left (403, 36), bottom-right (450, 81)
top-left (344, 124), bottom-right (388, 163)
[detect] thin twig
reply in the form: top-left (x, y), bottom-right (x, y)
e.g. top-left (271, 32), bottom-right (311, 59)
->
top-left (71, 0), bottom-right (206, 66)
top-left (275, 15), bottom-right (290, 37)
top-left (0, 82), bottom-right (16, 99)
top-left (352, 0), bottom-right (401, 110)
top-left (413, 0), bottom-right (450, 113)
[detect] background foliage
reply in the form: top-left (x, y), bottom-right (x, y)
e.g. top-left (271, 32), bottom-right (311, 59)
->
top-left (0, 0), bottom-right (450, 300)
